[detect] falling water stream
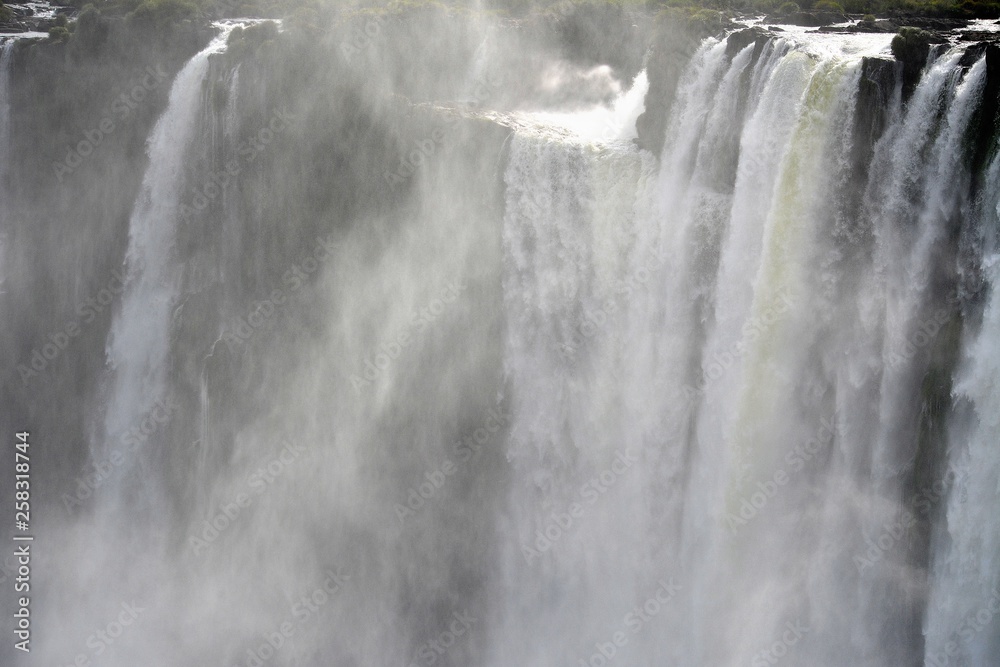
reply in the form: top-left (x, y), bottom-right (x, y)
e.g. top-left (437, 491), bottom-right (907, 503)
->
top-left (3, 14), bottom-right (999, 667)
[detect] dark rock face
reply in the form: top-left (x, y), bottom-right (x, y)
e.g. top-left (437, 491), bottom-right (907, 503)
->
top-left (0, 4), bottom-right (30, 34)
top-left (548, 3), bottom-right (652, 83)
top-left (635, 22), bottom-right (776, 158)
top-left (822, 18), bottom-right (900, 33)
top-left (726, 26), bottom-right (771, 58)
top-left (892, 27), bottom-right (935, 101)
top-left (846, 56), bottom-right (899, 240)
top-left (959, 30), bottom-right (1000, 42)
top-left (855, 57), bottom-right (898, 157)
top-left (970, 44), bottom-right (1000, 181)
top-left (1, 1), bottom-right (75, 34)
top-left (897, 16), bottom-right (970, 30)
top-left (635, 14), bottom-right (733, 156)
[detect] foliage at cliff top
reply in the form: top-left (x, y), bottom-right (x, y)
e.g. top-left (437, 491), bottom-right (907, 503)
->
top-left (891, 25), bottom-right (934, 57)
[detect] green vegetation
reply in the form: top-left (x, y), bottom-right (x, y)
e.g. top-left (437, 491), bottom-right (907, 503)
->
top-left (891, 26), bottom-right (933, 95)
top-left (813, 0), bottom-right (845, 11)
top-left (891, 25), bottom-right (933, 57)
top-left (48, 25), bottom-right (71, 41)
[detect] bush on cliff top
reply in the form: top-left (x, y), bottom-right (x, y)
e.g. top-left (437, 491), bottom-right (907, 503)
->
top-left (891, 26), bottom-right (933, 61)
top-left (48, 25), bottom-right (71, 41)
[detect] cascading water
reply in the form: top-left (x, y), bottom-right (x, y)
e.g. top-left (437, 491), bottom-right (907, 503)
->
top-left (0, 39), bottom-right (13, 246)
top-left (0, 40), bottom-right (11, 173)
top-left (11, 22), bottom-right (261, 667)
top-left (923, 114), bottom-right (1000, 667)
top-left (491, 32), bottom-right (999, 667)
top-left (98, 23), bottom-right (242, 515)
top-left (5, 10), bottom-right (1000, 667)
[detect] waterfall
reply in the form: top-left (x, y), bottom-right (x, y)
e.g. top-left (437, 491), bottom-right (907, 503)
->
top-left (493, 32), bottom-right (998, 667)
top-left (98, 24), bottom-right (240, 501)
top-left (0, 39), bottom-right (12, 182)
top-left (8, 12), bottom-right (1000, 667)
top-left (0, 39), bottom-right (13, 258)
top-left (924, 132), bottom-right (1000, 666)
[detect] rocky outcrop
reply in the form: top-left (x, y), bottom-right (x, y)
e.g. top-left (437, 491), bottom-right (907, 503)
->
top-left (820, 15), bottom-right (969, 35)
top-left (855, 57), bottom-right (898, 150)
top-left (970, 44), bottom-right (1000, 182)
top-left (890, 16), bottom-right (970, 30)
top-left (0, 1), bottom-right (75, 34)
top-left (726, 25), bottom-right (771, 58)
top-left (544, 3), bottom-right (652, 83)
top-left (0, 3), bottom-right (34, 33)
top-left (821, 17), bottom-right (899, 32)
top-left (892, 27), bottom-right (935, 100)
top-left (844, 56), bottom-right (899, 240)
top-left (959, 30), bottom-right (1000, 41)
top-left (635, 10), bottom-right (735, 156)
